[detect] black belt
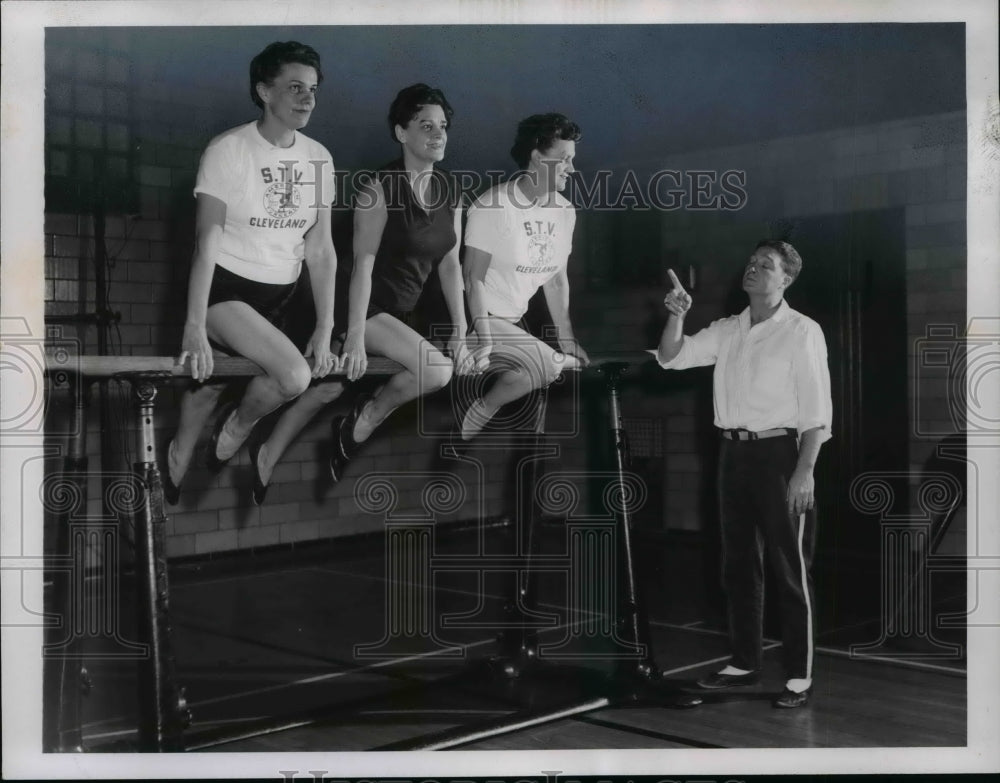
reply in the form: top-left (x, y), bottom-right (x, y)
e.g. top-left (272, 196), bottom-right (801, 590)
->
top-left (721, 427), bottom-right (797, 441)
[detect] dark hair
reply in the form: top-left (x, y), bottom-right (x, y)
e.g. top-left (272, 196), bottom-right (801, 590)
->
top-left (756, 239), bottom-right (803, 284)
top-left (249, 41), bottom-right (323, 110)
top-left (509, 113), bottom-right (582, 169)
top-left (388, 83), bottom-right (454, 142)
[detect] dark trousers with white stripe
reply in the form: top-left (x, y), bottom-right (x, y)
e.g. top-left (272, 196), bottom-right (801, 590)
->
top-left (718, 434), bottom-right (816, 680)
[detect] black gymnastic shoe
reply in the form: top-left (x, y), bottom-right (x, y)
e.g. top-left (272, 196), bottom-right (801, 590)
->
top-left (772, 686), bottom-right (811, 709)
top-left (459, 398), bottom-right (494, 441)
top-left (328, 444), bottom-right (350, 483)
top-left (206, 401), bottom-right (241, 473)
top-left (327, 413), bottom-right (350, 482)
top-left (162, 438), bottom-right (182, 505)
top-left (248, 438), bottom-right (269, 506)
top-left (329, 392), bottom-right (372, 482)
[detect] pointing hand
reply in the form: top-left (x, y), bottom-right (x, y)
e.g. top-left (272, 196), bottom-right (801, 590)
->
top-left (663, 268), bottom-right (692, 317)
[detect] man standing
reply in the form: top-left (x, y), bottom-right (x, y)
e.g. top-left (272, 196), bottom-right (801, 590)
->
top-left (654, 240), bottom-right (832, 708)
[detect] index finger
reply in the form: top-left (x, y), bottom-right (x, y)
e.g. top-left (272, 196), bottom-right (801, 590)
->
top-left (667, 268), bottom-right (684, 291)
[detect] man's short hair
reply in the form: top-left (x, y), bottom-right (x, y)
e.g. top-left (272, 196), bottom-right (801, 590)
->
top-left (756, 239), bottom-right (803, 284)
top-left (510, 113), bottom-right (582, 169)
top-left (250, 42), bottom-right (323, 110)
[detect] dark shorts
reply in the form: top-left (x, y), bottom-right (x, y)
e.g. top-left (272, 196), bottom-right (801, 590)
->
top-left (365, 303), bottom-right (417, 330)
top-left (488, 313), bottom-right (531, 332)
top-left (208, 265), bottom-right (298, 325)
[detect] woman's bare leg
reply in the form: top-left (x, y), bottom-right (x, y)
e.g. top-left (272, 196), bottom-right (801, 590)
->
top-left (204, 301), bottom-right (312, 459)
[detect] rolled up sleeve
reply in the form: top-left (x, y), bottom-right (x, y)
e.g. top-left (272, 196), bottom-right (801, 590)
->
top-left (649, 319), bottom-right (725, 370)
top-left (794, 321), bottom-right (833, 442)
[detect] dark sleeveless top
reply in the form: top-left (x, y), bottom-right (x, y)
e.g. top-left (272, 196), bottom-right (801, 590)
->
top-left (367, 160), bottom-right (459, 318)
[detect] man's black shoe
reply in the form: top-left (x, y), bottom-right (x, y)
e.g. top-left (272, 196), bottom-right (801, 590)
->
top-left (772, 687), bottom-right (811, 708)
top-left (695, 671), bottom-right (760, 689)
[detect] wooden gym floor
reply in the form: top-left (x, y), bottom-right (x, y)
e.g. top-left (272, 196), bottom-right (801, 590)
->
top-left (74, 522), bottom-right (966, 751)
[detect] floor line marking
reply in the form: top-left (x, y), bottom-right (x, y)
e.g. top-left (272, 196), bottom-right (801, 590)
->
top-left (658, 642), bottom-right (783, 677)
top-left (571, 714), bottom-right (726, 750)
top-left (86, 560), bottom-right (965, 732)
top-left (180, 567), bottom-right (965, 704)
top-left (360, 708), bottom-right (507, 716)
top-left (186, 637), bottom-right (499, 708)
top-left (647, 620), bottom-right (966, 677)
top-left (80, 636), bottom-right (499, 731)
top-left (813, 644), bottom-right (966, 675)
top-left (186, 614), bottom-right (589, 710)
top-left (308, 564), bottom-right (612, 620)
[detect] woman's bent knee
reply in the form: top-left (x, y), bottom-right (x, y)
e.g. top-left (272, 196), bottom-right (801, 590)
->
top-left (276, 361), bottom-right (312, 399)
top-left (543, 360), bottom-right (563, 387)
top-left (422, 361), bottom-right (453, 393)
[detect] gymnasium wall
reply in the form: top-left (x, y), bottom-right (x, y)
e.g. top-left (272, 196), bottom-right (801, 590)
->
top-left (567, 110), bottom-right (967, 535)
top-left (44, 107), bottom-right (967, 558)
top-left (41, 28), bottom-right (967, 559)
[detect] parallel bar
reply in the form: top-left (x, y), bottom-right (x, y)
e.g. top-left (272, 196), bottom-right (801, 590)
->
top-left (41, 347), bottom-right (656, 752)
top-left (182, 658), bottom-right (498, 752)
top-left (493, 387), bottom-right (549, 673)
top-left (132, 378), bottom-right (190, 750)
top-left (45, 354), bottom-right (402, 378)
top-left (603, 362), bottom-right (658, 680)
top-left (374, 696), bottom-right (611, 751)
top-left (44, 351), bottom-right (654, 379)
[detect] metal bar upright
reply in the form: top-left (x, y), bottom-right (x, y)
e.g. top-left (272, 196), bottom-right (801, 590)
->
top-left (43, 377), bottom-right (91, 752)
top-left (130, 375), bottom-right (190, 750)
top-left (600, 362), bottom-right (658, 684)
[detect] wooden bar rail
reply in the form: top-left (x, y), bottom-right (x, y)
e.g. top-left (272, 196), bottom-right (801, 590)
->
top-left (40, 349), bottom-right (662, 751)
top-left (44, 350), bottom-right (654, 378)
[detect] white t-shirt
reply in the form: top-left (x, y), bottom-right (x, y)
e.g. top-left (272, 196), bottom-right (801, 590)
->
top-left (465, 181), bottom-right (575, 319)
top-left (194, 121), bottom-right (336, 285)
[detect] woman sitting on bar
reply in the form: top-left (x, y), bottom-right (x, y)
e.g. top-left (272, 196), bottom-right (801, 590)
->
top-left (460, 113), bottom-right (590, 439)
top-left (164, 41), bottom-right (340, 504)
top-left (253, 83), bottom-right (479, 496)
